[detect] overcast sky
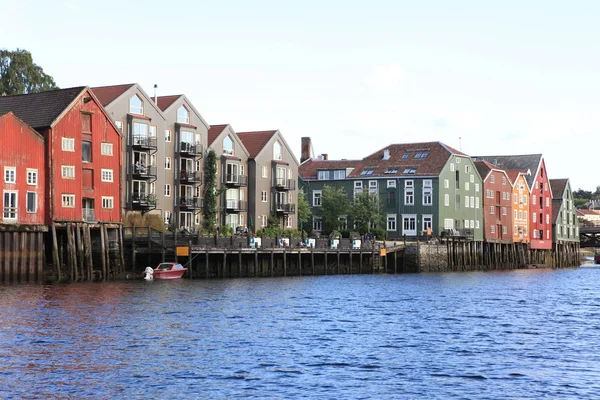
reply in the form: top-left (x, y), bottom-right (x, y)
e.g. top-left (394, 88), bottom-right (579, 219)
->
top-left (3, 0), bottom-right (599, 190)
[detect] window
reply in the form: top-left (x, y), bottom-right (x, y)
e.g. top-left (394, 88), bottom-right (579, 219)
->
top-left (464, 165), bottom-right (471, 173)
top-left (273, 141), bottom-right (283, 160)
top-left (401, 153), bottom-right (410, 159)
top-left (450, 163), bottom-right (455, 172)
top-left (464, 196), bottom-right (469, 208)
top-left (502, 207), bottom-right (507, 216)
top-left (223, 136), bottom-right (234, 155)
top-left (387, 191), bottom-right (396, 206)
top-left (115, 121), bottom-right (123, 133)
top-left (313, 190), bottom-right (322, 206)
top-left (533, 213), bottom-right (537, 222)
top-left (196, 214), bottom-right (202, 226)
top-left (177, 106), bottom-right (190, 124)
top-left (414, 152), bottom-right (429, 159)
top-left (404, 188), bottom-right (414, 205)
top-left (423, 215), bottom-right (433, 234)
top-left (422, 180), bottom-right (432, 188)
top-left (262, 166), bottom-right (268, 178)
top-left (149, 125), bottom-right (157, 137)
top-left (470, 196), bottom-right (474, 208)
top-left (546, 197), bottom-right (549, 207)
top-left (387, 214), bottom-right (397, 231)
top-left (514, 210), bottom-right (518, 219)
top-left (369, 181), bottom-right (378, 188)
top-left (465, 182), bottom-right (469, 191)
top-left (101, 143), bottom-right (113, 156)
top-left (355, 181), bottom-right (363, 189)
top-left (62, 137), bottom-right (75, 152)
top-left (402, 214), bottom-right (417, 235)
top-left (333, 170), bottom-right (345, 179)
top-left (384, 168), bottom-right (398, 174)
top-left (101, 169), bottom-right (113, 182)
top-left (403, 168), bottom-right (417, 174)
top-left (524, 196), bottom-right (528, 205)
top-left (490, 206), bottom-right (494, 215)
top-left (287, 192), bottom-right (292, 203)
top-left (387, 180), bottom-right (396, 188)
top-left (318, 171), bottom-right (329, 180)
top-left (444, 194), bottom-right (450, 206)
top-left (82, 141), bottom-right (92, 162)
top-left (532, 196), bottom-right (536, 205)
top-left (423, 188), bottom-right (432, 206)
top-left (102, 196), bottom-right (114, 209)
top-left (165, 184), bottom-right (171, 197)
top-left (513, 193), bottom-right (518, 204)
top-left (82, 113), bottom-right (91, 133)
top-left (491, 225), bottom-right (495, 234)
top-left (444, 179), bottom-right (449, 189)
top-left (546, 214), bottom-right (550, 224)
top-left (261, 191), bottom-right (268, 202)
top-left (62, 194), bottom-right (75, 208)
top-left (475, 183), bottom-right (479, 192)
top-left (164, 211), bottom-right (172, 225)
top-left (165, 130), bottom-right (172, 142)
top-left (165, 157), bottom-right (171, 169)
top-left (361, 169), bottom-right (375, 176)
top-left (3, 191), bottom-right (17, 220)
top-left (62, 165), bottom-right (75, 179)
top-left (26, 169), bottom-right (37, 185)
top-left (490, 175), bottom-right (495, 184)
top-left (313, 217), bottom-right (322, 231)
top-left (475, 197), bottom-right (479, 208)
top-left (129, 95), bottom-right (143, 114)
top-left (26, 192), bottom-right (36, 213)
top-left (261, 215), bottom-right (268, 227)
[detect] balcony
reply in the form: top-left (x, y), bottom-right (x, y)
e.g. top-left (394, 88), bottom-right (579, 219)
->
top-left (132, 135), bottom-right (157, 151)
top-left (82, 208), bottom-right (95, 222)
top-left (275, 202), bottom-right (296, 215)
top-left (225, 200), bottom-right (247, 213)
top-left (274, 178), bottom-right (296, 191)
top-left (131, 193), bottom-right (157, 211)
top-left (223, 174), bottom-right (248, 187)
top-left (179, 197), bottom-right (202, 210)
top-left (132, 165), bottom-right (157, 180)
top-left (180, 141), bottom-right (203, 157)
top-left (180, 170), bottom-right (203, 184)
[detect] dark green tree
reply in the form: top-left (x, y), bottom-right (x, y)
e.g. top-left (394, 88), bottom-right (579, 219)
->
top-left (0, 49), bottom-right (58, 95)
top-left (297, 190), bottom-right (312, 232)
top-left (321, 185), bottom-right (351, 233)
top-left (350, 190), bottom-right (385, 234)
top-left (202, 150), bottom-right (218, 233)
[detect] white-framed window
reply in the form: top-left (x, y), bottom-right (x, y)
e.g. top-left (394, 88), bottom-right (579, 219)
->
top-left (503, 226), bottom-right (507, 234)
top-left (114, 121), bottom-right (123, 133)
top-left (533, 213), bottom-right (537, 222)
top-left (312, 216), bottom-right (322, 231)
top-left (546, 197), bottom-right (549, 207)
top-left (387, 214), bottom-right (397, 231)
top-left (101, 142), bottom-right (113, 156)
top-left (62, 165), bottom-right (75, 179)
top-left (195, 214), bottom-right (201, 226)
top-left (475, 197), bottom-right (479, 208)
top-left (475, 220), bottom-right (480, 229)
top-left (3, 191), bottom-right (17, 220)
top-left (4, 167), bottom-right (16, 184)
top-left (546, 214), bottom-right (550, 224)
top-left (444, 218), bottom-right (454, 229)
top-left (444, 194), bottom-right (450, 206)
top-left (62, 194), bottom-right (75, 208)
top-left (423, 180), bottom-right (432, 188)
top-left (355, 181), bottom-right (363, 189)
top-left (404, 188), bottom-right (414, 205)
top-left (177, 105), bottom-right (190, 124)
top-left (149, 125), bottom-right (157, 137)
top-left (450, 163), bottom-right (455, 172)
top-left (475, 183), bottom-right (479, 192)
top-left (101, 169), bottom-right (113, 182)
top-left (464, 196), bottom-right (469, 208)
top-left (490, 206), bottom-right (495, 214)
top-left (533, 230), bottom-right (538, 239)
top-left (387, 180), bottom-right (396, 188)
top-left (261, 215), bottom-right (268, 227)
top-left (165, 130), bottom-right (172, 142)
top-left (470, 196), bottom-right (474, 208)
top-left (490, 175), bottom-right (495, 184)
top-left (62, 137), bottom-right (75, 152)
top-left (101, 196), bottom-right (114, 209)
top-left (26, 169), bottom-right (37, 185)
top-left (129, 95), bottom-right (143, 114)
top-left (262, 166), bottom-right (268, 178)
top-left (491, 225), bottom-right (496, 234)
top-left (423, 215), bottom-right (433, 234)
top-left (423, 188), bottom-right (432, 206)
top-left (26, 191), bottom-right (36, 213)
top-left (456, 157), bottom-right (461, 163)
top-left (285, 215), bottom-right (292, 228)
top-left (165, 157), bottom-right (171, 169)
top-left (165, 184), bottom-right (171, 197)
top-left (502, 207), bottom-right (507, 216)
top-left (465, 182), bottom-right (469, 191)
top-left (261, 191), bottom-right (268, 202)
top-left (532, 196), bottom-right (536, 205)
top-left (164, 211), bottom-right (172, 225)
top-left (405, 180), bottom-right (414, 188)
top-left (313, 190), bottom-right (322, 206)
top-left (223, 136), bottom-right (234, 155)
top-left (273, 141), bottom-right (283, 160)
top-left (401, 214), bottom-right (417, 236)
top-left (444, 179), bottom-right (449, 189)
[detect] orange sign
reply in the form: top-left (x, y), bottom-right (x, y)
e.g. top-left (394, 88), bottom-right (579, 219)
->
top-left (176, 246), bottom-right (189, 256)
top-left (380, 248), bottom-right (387, 256)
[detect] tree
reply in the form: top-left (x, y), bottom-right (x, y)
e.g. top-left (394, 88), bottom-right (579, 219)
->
top-left (321, 185), bottom-right (351, 233)
top-left (351, 190), bottom-right (385, 234)
top-left (202, 150), bottom-right (218, 233)
top-left (0, 49), bottom-right (58, 95)
top-left (297, 190), bottom-right (312, 232)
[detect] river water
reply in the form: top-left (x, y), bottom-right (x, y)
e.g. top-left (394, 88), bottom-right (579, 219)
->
top-left (1, 267), bottom-right (600, 399)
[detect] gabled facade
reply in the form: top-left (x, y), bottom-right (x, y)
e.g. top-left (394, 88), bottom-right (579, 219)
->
top-left (238, 130), bottom-right (299, 231)
top-left (207, 124), bottom-right (249, 230)
top-left (507, 171), bottom-right (530, 243)
top-left (474, 161), bottom-right (513, 243)
top-left (550, 179), bottom-right (579, 243)
top-left (0, 112), bottom-right (46, 226)
top-left (0, 87), bottom-right (122, 224)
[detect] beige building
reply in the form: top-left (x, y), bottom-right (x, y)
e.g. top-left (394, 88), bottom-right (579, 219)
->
top-left (207, 124), bottom-right (249, 230)
top-left (237, 130), bottom-right (299, 231)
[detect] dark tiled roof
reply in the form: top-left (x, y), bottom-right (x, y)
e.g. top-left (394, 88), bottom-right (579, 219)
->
top-left (299, 159), bottom-right (360, 180)
top-left (207, 124), bottom-right (228, 145)
top-left (91, 84), bottom-right (135, 106)
top-left (348, 141), bottom-right (462, 178)
top-left (474, 160), bottom-right (495, 181)
top-left (237, 130), bottom-right (278, 158)
top-left (472, 154), bottom-right (542, 189)
top-left (0, 86), bottom-right (85, 129)
top-left (151, 95), bottom-right (181, 111)
top-left (550, 179), bottom-right (568, 200)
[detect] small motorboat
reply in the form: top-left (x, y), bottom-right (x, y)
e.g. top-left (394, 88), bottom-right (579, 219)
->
top-left (153, 262), bottom-right (187, 280)
top-left (594, 252), bottom-right (600, 264)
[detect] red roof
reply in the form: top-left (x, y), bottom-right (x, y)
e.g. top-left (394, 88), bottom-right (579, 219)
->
top-left (237, 130), bottom-right (278, 158)
top-left (91, 84), bottom-right (135, 106)
top-left (151, 95), bottom-right (181, 111)
top-left (207, 124), bottom-right (228, 145)
top-left (505, 169), bottom-right (527, 185)
top-left (299, 159), bottom-right (361, 180)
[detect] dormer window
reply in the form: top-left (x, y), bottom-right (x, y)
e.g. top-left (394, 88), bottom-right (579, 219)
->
top-left (414, 152), bottom-right (429, 159)
top-left (177, 106), bottom-right (190, 124)
top-left (273, 141), bottom-right (283, 160)
top-left (223, 136), bottom-right (234, 155)
top-left (360, 169), bottom-right (374, 176)
top-left (129, 95), bottom-right (143, 114)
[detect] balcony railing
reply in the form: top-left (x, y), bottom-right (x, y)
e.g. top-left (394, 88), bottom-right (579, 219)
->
top-left (223, 174), bottom-right (248, 187)
top-left (132, 135), bottom-right (158, 150)
top-left (441, 228), bottom-right (473, 240)
top-left (225, 200), bottom-right (248, 212)
top-left (180, 142), bottom-right (203, 157)
top-left (131, 193), bottom-right (157, 209)
top-left (180, 170), bottom-right (203, 184)
top-left (179, 197), bottom-right (202, 210)
top-left (132, 165), bottom-right (157, 179)
top-left (275, 202), bottom-right (296, 214)
top-left (274, 178), bottom-right (296, 191)
top-left (82, 208), bottom-right (95, 222)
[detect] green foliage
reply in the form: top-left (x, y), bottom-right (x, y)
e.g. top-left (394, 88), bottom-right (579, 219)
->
top-left (220, 225), bottom-right (233, 237)
top-left (202, 150), bottom-right (218, 233)
top-left (297, 190), bottom-right (312, 230)
top-left (0, 49), bottom-right (58, 95)
top-left (351, 190), bottom-right (385, 234)
top-left (267, 215), bottom-right (279, 229)
top-left (321, 185), bottom-right (351, 234)
top-left (123, 212), bottom-right (167, 231)
top-left (370, 228), bottom-right (388, 241)
top-left (256, 227), bottom-right (303, 238)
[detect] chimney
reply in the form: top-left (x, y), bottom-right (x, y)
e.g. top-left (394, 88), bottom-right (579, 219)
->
top-left (383, 149), bottom-right (390, 160)
top-left (321, 154), bottom-right (328, 160)
top-left (153, 84), bottom-right (158, 105)
top-left (301, 137), bottom-right (313, 163)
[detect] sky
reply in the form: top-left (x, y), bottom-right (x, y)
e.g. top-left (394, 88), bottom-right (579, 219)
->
top-left (2, 0), bottom-right (599, 190)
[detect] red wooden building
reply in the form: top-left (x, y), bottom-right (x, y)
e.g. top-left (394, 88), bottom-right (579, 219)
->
top-left (0, 112), bottom-right (46, 226)
top-left (474, 160), bottom-right (513, 243)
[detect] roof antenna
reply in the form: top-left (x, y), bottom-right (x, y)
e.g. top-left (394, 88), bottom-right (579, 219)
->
top-left (153, 84), bottom-right (158, 104)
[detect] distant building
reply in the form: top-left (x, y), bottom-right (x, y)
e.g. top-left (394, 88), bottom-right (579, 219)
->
top-left (550, 178), bottom-right (579, 243)
top-left (474, 161), bottom-right (513, 243)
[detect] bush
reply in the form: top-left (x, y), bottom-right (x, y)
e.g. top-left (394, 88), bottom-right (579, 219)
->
top-left (220, 225), bottom-right (233, 237)
top-left (371, 228), bottom-right (387, 241)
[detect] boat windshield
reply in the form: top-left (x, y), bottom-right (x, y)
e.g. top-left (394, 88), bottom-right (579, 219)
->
top-left (156, 263), bottom-right (173, 270)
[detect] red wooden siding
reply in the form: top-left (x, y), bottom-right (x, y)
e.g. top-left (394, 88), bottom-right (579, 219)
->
top-left (48, 89), bottom-right (122, 223)
top-left (529, 159), bottom-right (552, 249)
top-left (482, 170), bottom-right (513, 243)
top-left (0, 113), bottom-right (46, 225)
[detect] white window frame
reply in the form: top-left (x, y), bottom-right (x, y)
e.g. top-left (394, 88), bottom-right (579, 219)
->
top-left (165, 130), bottom-right (172, 142)
top-left (26, 169), bottom-right (38, 186)
top-left (355, 181), bottom-right (363, 189)
top-left (423, 187), bottom-right (432, 206)
top-left (475, 183), bottom-right (479, 192)
top-left (3, 190), bottom-right (18, 221)
top-left (62, 194), bottom-right (76, 208)
top-left (165, 157), bottom-right (172, 170)
top-left (102, 196), bottom-right (114, 209)
top-left (313, 190), bottom-right (322, 207)
top-left (262, 166), bottom-right (268, 178)
top-left (164, 211), bottom-right (172, 225)
top-left (165, 184), bottom-right (171, 197)
top-left (387, 180), bottom-right (396, 188)
top-left (312, 216), bottom-right (322, 231)
top-left (444, 194), bottom-right (450, 207)
top-left (129, 95), bottom-right (143, 114)
top-left (387, 214), bottom-right (397, 231)
top-left (261, 191), bottom-right (268, 202)
top-left (444, 179), bottom-right (449, 189)
top-left (4, 167), bottom-right (16, 183)
top-left (114, 121), bottom-right (123, 133)
top-left (62, 165), bottom-right (75, 179)
top-left (101, 142), bottom-right (113, 156)
top-left (422, 214), bottom-right (433, 234)
top-left (62, 137), bottom-right (75, 152)
top-left (404, 188), bottom-right (414, 205)
top-left (177, 105), bottom-right (190, 124)
top-left (101, 169), bottom-right (114, 182)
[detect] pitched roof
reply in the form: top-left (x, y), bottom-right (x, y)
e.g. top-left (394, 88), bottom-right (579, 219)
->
top-left (298, 159), bottom-right (361, 180)
top-left (90, 83), bottom-right (135, 106)
top-left (473, 160), bottom-right (495, 181)
top-left (151, 95), bottom-right (181, 111)
top-left (0, 87), bottom-right (85, 129)
top-left (550, 179), bottom-right (568, 200)
top-left (505, 169), bottom-right (527, 185)
top-left (347, 141), bottom-right (463, 178)
top-left (207, 124), bottom-right (228, 145)
top-left (472, 154), bottom-right (542, 189)
top-left (0, 111), bottom-right (45, 140)
top-left (577, 209), bottom-right (600, 216)
top-left (237, 130), bottom-right (278, 158)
